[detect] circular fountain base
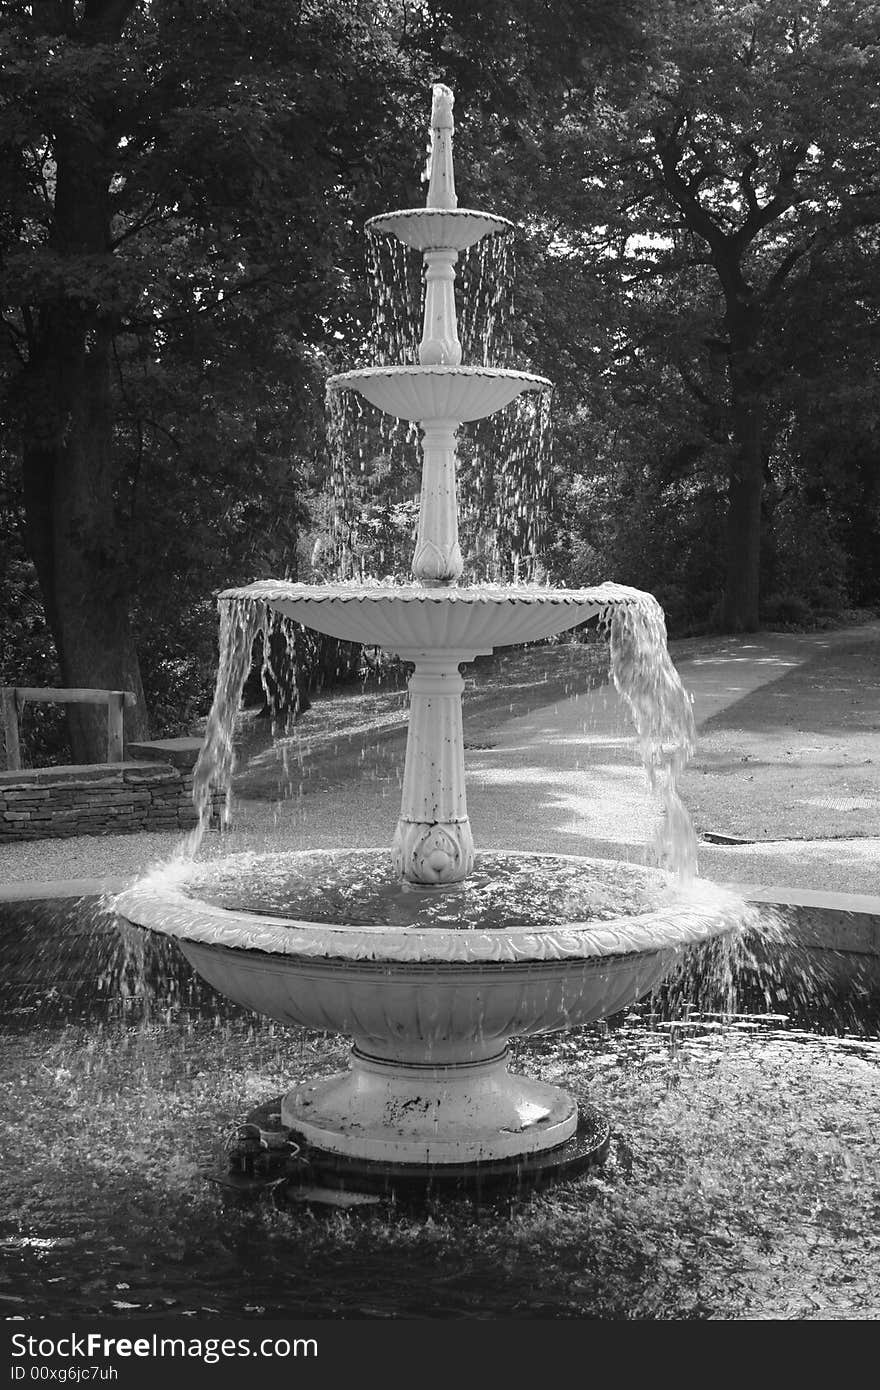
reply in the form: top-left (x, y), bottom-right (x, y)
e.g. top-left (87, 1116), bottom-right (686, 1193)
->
top-left (281, 1045), bottom-right (577, 1164)
top-left (236, 1095), bottom-right (611, 1202)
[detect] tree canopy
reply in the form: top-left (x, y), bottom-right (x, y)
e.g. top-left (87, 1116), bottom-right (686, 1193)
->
top-left (1, 0), bottom-right (877, 763)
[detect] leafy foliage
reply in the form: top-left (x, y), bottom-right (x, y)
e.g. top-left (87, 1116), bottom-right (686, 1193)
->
top-left (0, 0), bottom-right (877, 764)
top-left (484, 0), bottom-right (880, 628)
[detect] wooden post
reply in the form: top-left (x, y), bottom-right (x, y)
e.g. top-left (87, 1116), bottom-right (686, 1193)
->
top-left (1, 688), bottom-right (135, 770)
top-left (2, 689), bottom-right (21, 771)
top-left (106, 691), bottom-right (125, 763)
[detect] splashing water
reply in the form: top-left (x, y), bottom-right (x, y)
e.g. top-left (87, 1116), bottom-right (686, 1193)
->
top-left (324, 386), bottom-right (554, 585)
top-left (324, 226), bottom-right (538, 581)
top-left (364, 231), bottom-right (420, 367)
top-left (182, 599), bottom-right (270, 861)
top-left (182, 598), bottom-right (317, 862)
top-left (324, 387), bottom-right (420, 582)
top-left (650, 895), bottom-right (870, 1029)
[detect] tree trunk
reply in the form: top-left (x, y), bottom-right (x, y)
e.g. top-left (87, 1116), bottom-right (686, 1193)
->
top-left (720, 360), bottom-right (764, 632)
top-left (21, 319), bottom-right (150, 762)
top-left (18, 38), bottom-right (149, 763)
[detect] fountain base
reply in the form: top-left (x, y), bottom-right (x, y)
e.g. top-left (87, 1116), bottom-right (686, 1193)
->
top-left (281, 1044), bottom-right (577, 1164)
top-left (224, 1094), bottom-right (611, 1203)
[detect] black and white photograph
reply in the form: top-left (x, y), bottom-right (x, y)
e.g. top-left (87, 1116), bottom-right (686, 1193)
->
top-left (1, 0), bottom-right (878, 1354)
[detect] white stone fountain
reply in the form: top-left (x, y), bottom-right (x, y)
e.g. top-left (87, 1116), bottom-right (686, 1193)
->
top-left (116, 86), bottom-right (745, 1192)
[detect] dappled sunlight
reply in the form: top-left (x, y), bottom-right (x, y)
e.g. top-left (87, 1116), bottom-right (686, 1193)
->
top-left (691, 655), bottom-right (799, 669)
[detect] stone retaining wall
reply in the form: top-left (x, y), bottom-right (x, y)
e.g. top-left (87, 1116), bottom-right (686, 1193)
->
top-left (0, 761), bottom-right (215, 841)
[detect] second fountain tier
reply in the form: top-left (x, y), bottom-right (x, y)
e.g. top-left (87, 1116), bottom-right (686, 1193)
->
top-left (221, 580), bottom-right (644, 883)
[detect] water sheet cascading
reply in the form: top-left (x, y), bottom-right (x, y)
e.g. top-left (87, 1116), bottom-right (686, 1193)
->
top-left (116, 86), bottom-right (748, 1187)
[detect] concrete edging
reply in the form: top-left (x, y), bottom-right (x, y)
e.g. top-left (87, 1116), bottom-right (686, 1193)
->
top-left (738, 884), bottom-right (880, 957)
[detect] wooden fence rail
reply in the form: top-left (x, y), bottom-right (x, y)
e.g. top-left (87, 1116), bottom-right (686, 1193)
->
top-left (1, 687), bottom-right (137, 771)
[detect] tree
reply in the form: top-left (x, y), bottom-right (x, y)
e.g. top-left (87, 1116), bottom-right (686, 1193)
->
top-left (1, 0), bottom-right (653, 759)
top-left (496, 0), bottom-right (880, 629)
top-left (0, 0), bottom-right (420, 759)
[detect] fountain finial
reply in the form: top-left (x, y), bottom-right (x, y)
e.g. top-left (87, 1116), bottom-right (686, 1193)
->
top-left (426, 83), bottom-right (457, 210)
top-left (431, 83), bottom-right (455, 127)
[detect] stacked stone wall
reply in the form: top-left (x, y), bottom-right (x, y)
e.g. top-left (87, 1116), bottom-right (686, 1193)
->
top-left (0, 762), bottom-right (215, 842)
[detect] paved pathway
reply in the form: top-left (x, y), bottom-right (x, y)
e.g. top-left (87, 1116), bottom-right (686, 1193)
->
top-left (461, 625), bottom-right (880, 896)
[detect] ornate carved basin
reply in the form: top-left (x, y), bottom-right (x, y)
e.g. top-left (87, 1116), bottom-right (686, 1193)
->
top-left (327, 365), bottom-right (550, 423)
top-left (219, 580), bottom-right (643, 655)
top-left (116, 851), bottom-right (746, 1165)
top-left (367, 208), bottom-right (514, 251)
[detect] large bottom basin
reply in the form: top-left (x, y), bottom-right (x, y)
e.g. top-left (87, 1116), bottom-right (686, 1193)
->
top-left (115, 850), bottom-right (747, 1165)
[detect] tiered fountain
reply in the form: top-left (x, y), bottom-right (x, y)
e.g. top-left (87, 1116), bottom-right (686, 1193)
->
top-left (116, 86), bottom-right (747, 1193)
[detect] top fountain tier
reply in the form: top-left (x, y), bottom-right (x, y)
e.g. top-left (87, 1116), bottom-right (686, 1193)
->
top-left (328, 84), bottom-right (549, 418)
top-left (366, 84), bottom-right (513, 253)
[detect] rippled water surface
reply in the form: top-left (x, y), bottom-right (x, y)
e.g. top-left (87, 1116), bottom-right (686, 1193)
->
top-left (176, 850), bottom-right (668, 929)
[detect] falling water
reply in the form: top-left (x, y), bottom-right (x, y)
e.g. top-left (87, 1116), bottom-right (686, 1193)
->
top-left (365, 231), bottom-right (420, 366)
top-left (326, 386), bottom-right (554, 584)
top-left (175, 581), bottom-right (702, 896)
top-left (324, 387), bottom-right (420, 581)
top-left (325, 225), bottom-right (532, 581)
top-left (182, 597), bottom-right (316, 862)
top-left (364, 226), bottom-right (516, 369)
top-left (182, 598), bottom-right (269, 860)
top-left (602, 592), bottom-right (699, 882)
top-left (458, 230), bottom-right (516, 367)
top-left (460, 387), bottom-right (554, 581)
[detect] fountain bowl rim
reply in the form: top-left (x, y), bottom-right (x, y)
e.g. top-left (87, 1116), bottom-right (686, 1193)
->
top-left (366, 207), bottom-right (515, 230)
top-left (365, 207), bottom-right (515, 249)
top-left (216, 579), bottom-right (645, 607)
top-left (326, 364), bottom-right (552, 393)
top-left (114, 849), bottom-right (748, 967)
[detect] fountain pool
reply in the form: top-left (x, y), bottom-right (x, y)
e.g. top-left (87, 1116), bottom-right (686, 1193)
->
top-left (114, 84), bottom-right (753, 1194)
top-left (1, 889), bottom-right (878, 1317)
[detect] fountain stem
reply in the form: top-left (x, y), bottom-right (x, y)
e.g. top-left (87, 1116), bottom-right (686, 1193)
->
top-left (412, 418), bottom-right (463, 584)
top-left (392, 649), bottom-right (476, 884)
top-left (425, 83), bottom-right (457, 210)
top-left (419, 86), bottom-right (462, 367)
top-left (419, 250), bottom-right (462, 366)
top-left (413, 88), bottom-right (464, 581)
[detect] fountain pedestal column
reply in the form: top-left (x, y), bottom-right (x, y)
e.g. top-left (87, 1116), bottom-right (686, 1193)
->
top-left (412, 419), bottom-right (464, 584)
top-left (419, 252), bottom-right (462, 367)
top-left (392, 650), bottom-right (481, 884)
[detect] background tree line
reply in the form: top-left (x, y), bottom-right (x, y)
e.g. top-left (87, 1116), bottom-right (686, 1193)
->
top-left (1, 0), bottom-right (877, 763)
